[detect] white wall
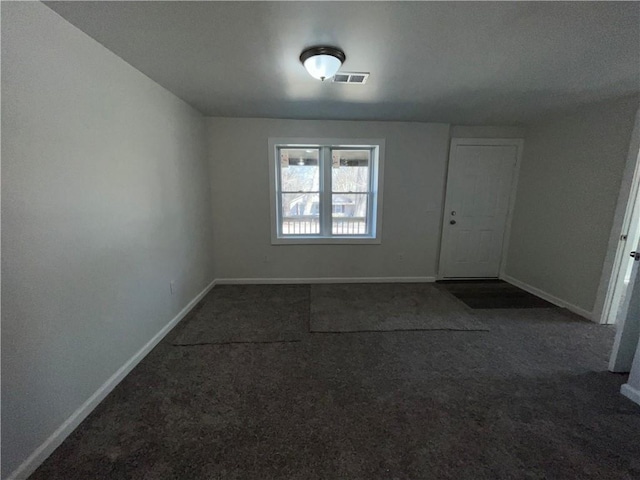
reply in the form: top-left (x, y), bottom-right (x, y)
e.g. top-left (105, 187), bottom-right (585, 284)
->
top-left (1, 3), bottom-right (214, 477)
top-left (208, 118), bottom-right (450, 281)
top-left (504, 95), bottom-right (638, 316)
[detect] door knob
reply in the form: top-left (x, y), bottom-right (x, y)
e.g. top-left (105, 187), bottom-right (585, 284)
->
top-left (450, 220), bottom-right (456, 225)
top-left (631, 251), bottom-right (639, 261)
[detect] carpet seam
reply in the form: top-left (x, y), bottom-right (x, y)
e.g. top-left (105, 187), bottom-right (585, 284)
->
top-left (172, 339), bottom-right (302, 347)
top-left (309, 328), bottom-right (490, 334)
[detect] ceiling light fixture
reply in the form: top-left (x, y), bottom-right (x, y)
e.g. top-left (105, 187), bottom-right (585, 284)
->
top-left (300, 46), bottom-right (346, 81)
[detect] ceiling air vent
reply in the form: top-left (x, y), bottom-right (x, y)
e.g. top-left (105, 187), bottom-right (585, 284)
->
top-left (332, 72), bottom-right (370, 85)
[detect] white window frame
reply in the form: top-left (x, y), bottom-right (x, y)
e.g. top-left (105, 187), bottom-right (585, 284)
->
top-left (268, 137), bottom-right (385, 245)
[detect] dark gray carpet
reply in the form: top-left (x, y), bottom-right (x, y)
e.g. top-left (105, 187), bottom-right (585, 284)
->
top-left (440, 280), bottom-right (556, 309)
top-left (173, 285), bottom-right (308, 345)
top-left (310, 283), bottom-right (486, 332)
top-left (30, 286), bottom-right (640, 480)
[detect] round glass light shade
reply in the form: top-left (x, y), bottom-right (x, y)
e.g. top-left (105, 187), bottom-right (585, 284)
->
top-left (302, 53), bottom-right (343, 80)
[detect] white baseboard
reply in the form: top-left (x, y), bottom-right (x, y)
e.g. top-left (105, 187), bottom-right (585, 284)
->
top-left (214, 276), bottom-right (436, 285)
top-left (621, 383), bottom-right (640, 406)
top-left (500, 274), bottom-right (594, 321)
top-left (7, 279), bottom-right (216, 480)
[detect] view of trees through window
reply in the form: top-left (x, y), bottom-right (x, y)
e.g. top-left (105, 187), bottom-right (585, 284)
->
top-left (280, 148), bottom-right (320, 234)
top-left (331, 149), bottom-right (369, 234)
top-left (279, 147), bottom-right (371, 235)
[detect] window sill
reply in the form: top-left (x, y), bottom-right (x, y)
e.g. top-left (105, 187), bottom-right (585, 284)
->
top-left (272, 236), bottom-right (381, 245)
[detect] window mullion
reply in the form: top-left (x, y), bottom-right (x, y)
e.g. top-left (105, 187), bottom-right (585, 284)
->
top-left (320, 146), bottom-right (332, 237)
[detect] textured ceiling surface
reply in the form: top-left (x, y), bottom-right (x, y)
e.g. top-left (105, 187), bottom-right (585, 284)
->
top-left (45, 1), bottom-right (640, 124)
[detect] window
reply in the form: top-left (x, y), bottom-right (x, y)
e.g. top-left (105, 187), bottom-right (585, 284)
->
top-left (269, 138), bottom-right (385, 244)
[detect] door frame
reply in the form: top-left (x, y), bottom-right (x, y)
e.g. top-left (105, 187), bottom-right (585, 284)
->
top-left (594, 107), bottom-right (640, 324)
top-left (437, 137), bottom-right (524, 280)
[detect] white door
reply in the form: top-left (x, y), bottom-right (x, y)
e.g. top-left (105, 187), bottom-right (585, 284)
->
top-left (605, 206), bottom-right (640, 325)
top-left (439, 139), bottom-right (521, 279)
top-left (609, 240), bottom-right (640, 372)
top-left (602, 146), bottom-right (640, 325)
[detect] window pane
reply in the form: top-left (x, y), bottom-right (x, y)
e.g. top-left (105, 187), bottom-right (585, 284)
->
top-left (280, 148), bottom-right (319, 192)
top-left (281, 193), bottom-right (320, 235)
top-left (331, 149), bottom-right (370, 193)
top-left (332, 193), bottom-right (368, 235)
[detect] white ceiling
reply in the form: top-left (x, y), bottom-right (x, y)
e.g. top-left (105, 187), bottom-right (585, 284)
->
top-left (45, 1), bottom-right (639, 125)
